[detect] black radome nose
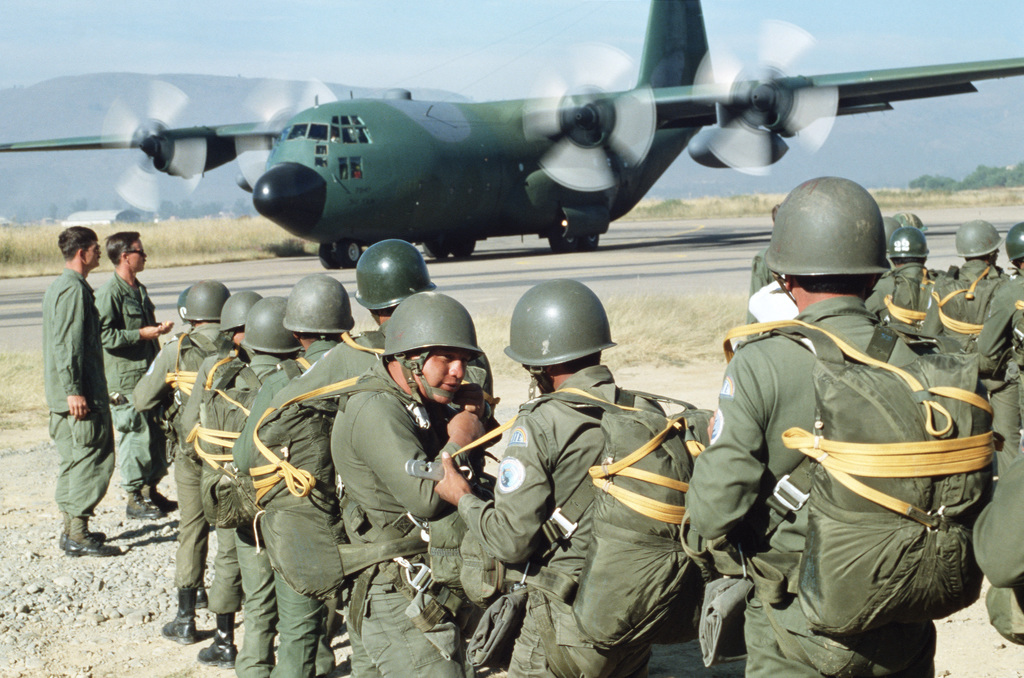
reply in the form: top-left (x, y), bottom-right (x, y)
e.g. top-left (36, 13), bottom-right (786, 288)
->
top-left (252, 163), bottom-right (326, 236)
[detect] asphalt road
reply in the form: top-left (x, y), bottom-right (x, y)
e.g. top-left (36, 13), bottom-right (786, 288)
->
top-left (3, 205), bottom-right (1023, 353)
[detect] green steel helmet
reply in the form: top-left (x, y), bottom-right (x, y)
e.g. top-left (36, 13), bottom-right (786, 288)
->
top-left (882, 216), bottom-right (900, 246)
top-left (283, 274), bottom-right (355, 333)
top-left (504, 279), bottom-right (616, 367)
top-left (887, 226), bottom-right (929, 259)
top-left (220, 291), bottom-right (263, 333)
top-left (1006, 222), bottom-right (1024, 262)
top-left (955, 219), bottom-right (1001, 258)
top-left (355, 239), bottom-right (436, 310)
top-left (894, 212), bottom-right (926, 232)
top-left (383, 292), bottom-right (481, 357)
top-left (183, 280), bottom-right (230, 322)
top-left (242, 297), bottom-right (301, 354)
top-left (177, 286), bottom-right (192, 321)
top-left (765, 177), bottom-right (887, 276)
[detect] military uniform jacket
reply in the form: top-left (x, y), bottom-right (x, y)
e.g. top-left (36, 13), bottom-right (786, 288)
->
top-left (95, 272), bottom-right (160, 394)
top-left (977, 268), bottom-right (1024, 379)
top-left (687, 297), bottom-right (921, 558)
top-left (974, 453), bottom-right (1024, 588)
top-left (269, 338), bottom-right (377, 404)
top-left (133, 323), bottom-right (229, 413)
top-left (43, 269), bottom-right (109, 413)
top-left (458, 365), bottom-right (638, 581)
top-left (331, 360), bottom-right (458, 538)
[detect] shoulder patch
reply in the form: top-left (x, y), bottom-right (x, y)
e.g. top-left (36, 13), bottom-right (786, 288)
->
top-left (709, 409), bottom-right (724, 446)
top-left (508, 426), bottom-right (528, 447)
top-left (719, 376), bottom-right (735, 400)
top-left (497, 457), bottom-right (526, 494)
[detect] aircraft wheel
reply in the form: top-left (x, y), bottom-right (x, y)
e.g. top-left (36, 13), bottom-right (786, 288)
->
top-left (547, 231), bottom-right (580, 254)
top-left (578, 234), bottom-right (600, 252)
top-left (318, 242), bottom-right (341, 269)
top-left (337, 239), bottom-right (362, 268)
top-left (422, 238), bottom-right (451, 260)
top-left (449, 239), bottom-right (476, 258)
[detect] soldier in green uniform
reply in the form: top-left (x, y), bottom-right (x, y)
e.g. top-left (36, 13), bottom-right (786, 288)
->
top-left (687, 177), bottom-right (936, 677)
top-left (435, 279), bottom-right (657, 677)
top-left (354, 238), bottom-right (437, 349)
top-left (929, 220), bottom-right (1017, 466)
top-left (331, 291), bottom-right (486, 677)
top-left (228, 297), bottom-right (304, 678)
top-left (95, 231), bottom-right (175, 521)
top-left (177, 289), bottom-right (262, 669)
top-left (865, 226), bottom-right (934, 330)
top-left (135, 280), bottom-right (232, 645)
top-left (43, 226), bottom-right (122, 558)
top-left (978, 222), bottom-right (1024, 471)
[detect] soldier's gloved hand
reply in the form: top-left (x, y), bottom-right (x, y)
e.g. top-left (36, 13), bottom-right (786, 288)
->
top-left (447, 409), bottom-right (485, 449)
top-left (434, 452), bottom-right (472, 505)
top-left (452, 382), bottom-right (485, 418)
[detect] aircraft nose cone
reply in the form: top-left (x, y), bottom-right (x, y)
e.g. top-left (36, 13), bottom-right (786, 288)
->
top-left (252, 163), bottom-right (326, 236)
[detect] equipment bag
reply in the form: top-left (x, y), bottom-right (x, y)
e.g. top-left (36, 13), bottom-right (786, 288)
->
top-left (546, 387), bottom-right (711, 648)
top-left (882, 267), bottom-right (933, 327)
top-left (931, 265), bottom-right (1005, 349)
top-left (727, 319), bottom-right (993, 635)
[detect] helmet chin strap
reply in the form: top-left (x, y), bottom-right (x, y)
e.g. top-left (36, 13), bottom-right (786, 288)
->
top-left (397, 352), bottom-right (451, 404)
top-left (525, 365), bottom-right (553, 400)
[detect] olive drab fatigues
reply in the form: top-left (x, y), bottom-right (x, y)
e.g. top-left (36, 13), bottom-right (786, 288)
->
top-left (134, 323), bottom-right (232, 590)
top-left (95, 272), bottom-right (166, 494)
top-left (977, 268), bottom-right (1024, 471)
top-left (929, 261), bottom-right (1017, 471)
top-left (865, 263), bottom-right (934, 330)
top-left (687, 297), bottom-right (936, 677)
top-left (43, 268), bottom-right (115, 521)
top-left (458, 365), bottom-right (652, 678)
top-left (331, 360), bottom-right (473, 678)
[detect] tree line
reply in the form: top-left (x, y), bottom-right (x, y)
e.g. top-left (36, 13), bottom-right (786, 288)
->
top-left (910, 162), bottom-right (1024, 191)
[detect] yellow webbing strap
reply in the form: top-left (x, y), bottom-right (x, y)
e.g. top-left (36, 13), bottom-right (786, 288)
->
top-left (297, 357), bottom-right (312, 371)
top-left (931, 265), bottom-right (992, 335)
top-left (450, 416), bottom-right (518, 459)
top-left (721, 319), bottom-right (992, 437)
top-left (342, 331), bottom-right (385, 355)
top-left (1016, 300), bottom-right (1024, 312)
top-left (883, 295), bottom-right (927, 324)
top-left (781, 427), bottom-right (993, 527)
top-left (185, 423), bottom-right (239, 472)
top-left (204, 354), bottom-right (237, 390)
top-left (166, 334), bottom-right (198, 396)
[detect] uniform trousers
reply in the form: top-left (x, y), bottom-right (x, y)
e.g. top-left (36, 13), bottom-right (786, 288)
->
top-left (237, 524), bottom-right (278, 678)
top-left (110, 397), bottom-right (167, 493)
top-left (208, 526), bottom-right (242, 614)
top-left (50, 409), bottom-right (115, 519)
top-left (173, 453), bottom-right (210, 589)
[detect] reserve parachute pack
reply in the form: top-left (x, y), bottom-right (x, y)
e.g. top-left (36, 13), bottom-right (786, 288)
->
top-left (187, 353), bottom-right (267, 529)
top-left (930, 265), bottom-right (1005, 348)
top-left (164, 331), bottom-right (232, 453)
top-left (881, 267), bottom-right (934, 327)
top-left (726, 319), bottom-right (992, 635)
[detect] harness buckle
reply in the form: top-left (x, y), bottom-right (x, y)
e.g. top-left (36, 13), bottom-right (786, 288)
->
top-left (549, 507), bottom-right (578, 540)
top-left (394, 557), bottom-right (432, 592)
top-left (773, 474), bottom-right (810, 513)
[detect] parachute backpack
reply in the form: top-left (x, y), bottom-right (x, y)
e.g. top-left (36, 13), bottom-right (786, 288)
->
top-left (725, 319), bottom-right (993, 635)
top-left (930, 266), bottom-right (1005, 349)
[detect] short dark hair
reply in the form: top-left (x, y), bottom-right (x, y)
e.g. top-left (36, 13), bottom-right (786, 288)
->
top-left (105, 231), bottom-right (141, 265)
top-left (791, 274), bottom-right (876, 297)
top-left (57, 227), bottom-right (98, 261)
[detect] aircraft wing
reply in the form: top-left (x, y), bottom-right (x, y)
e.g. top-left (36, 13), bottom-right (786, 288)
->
top-left (0, 122), bottom-right (279, 153)
top-left (653, 56), bottom-right (1024, 129)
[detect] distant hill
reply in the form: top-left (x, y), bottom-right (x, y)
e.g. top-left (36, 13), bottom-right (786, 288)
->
top-left (0, 72), bottom-right (1022, 221)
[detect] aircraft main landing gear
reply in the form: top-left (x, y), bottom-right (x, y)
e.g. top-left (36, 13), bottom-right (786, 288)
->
top-left (548, 232), bottom-right (600, 254)
top-left (421, 236), bottom-right (475, 260)
top-left (318, 239), bottom-right (362, 269)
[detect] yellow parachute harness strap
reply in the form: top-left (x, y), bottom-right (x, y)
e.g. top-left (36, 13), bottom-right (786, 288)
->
top-left (883, 295), bottom-right (928, 325)
top-left (165, 334), bottom-right (198, 396)
top-left (781, 427), bottom-right (993, 528)
top-left (931, 265), bottom-right (992, 335)
top-left (341, 331), bottom-right (385, 355)
top-left (722, 319), bottom-right (992, 436)
top-left (555, 387), bottom-right (698, 525)
top-left (1015, 300), bottom-right (1024, 312)
top-left (297, 356), bottom-right (312, 371)
top-left (248, 376), bottom-right (365, 503)
top-left (450, 416), bottom-right (518, 460)
top-left (186, 422), bottom-right (239, 474)
top-left (204, 354), bottom-right (238, 390)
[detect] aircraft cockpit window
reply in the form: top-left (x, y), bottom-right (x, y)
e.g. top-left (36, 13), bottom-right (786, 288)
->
top-left (357, 128), bottom-right (370, 143)
top-left (337, 157), bottom-right (364, 180)
top-left (308, 124), bottom-right (329, 141)
top-left (338, 159), bottom-right (348, 180)
top-left (342, 128), bottom-right (357, 144)
top-left (350, 157), bottom-right (363, 179)
top-left (336, 116), bottom-right (371, 144)
top-left (287, 124), bottom-right (308, 140)
top-left (330, 125), bottom-right (340, 141)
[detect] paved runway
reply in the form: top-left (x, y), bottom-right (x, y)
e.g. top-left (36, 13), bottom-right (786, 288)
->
top-left (3, 205), bottom-right (1023, 353)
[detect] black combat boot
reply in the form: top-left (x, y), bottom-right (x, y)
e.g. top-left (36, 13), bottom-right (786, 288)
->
top-left (127, 490), bottom-right (165, 520)
top-left (63, 517), bottom-right (120, 558)
top-left (195, 587), bottom-right (209, 610)
top-left (143, 484), bottom-right (178, 513)
top-left (197, 612), bottom-right (237, 668)
top-left (162, 588), bottom-right (198, 645)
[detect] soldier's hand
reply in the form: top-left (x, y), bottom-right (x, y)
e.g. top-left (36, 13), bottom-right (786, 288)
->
top-left (67, 395), bottom-right (90, 421)
top-left (158, 320), bottom-right (174, 334)
top-left (138, 325), bottom-right (163, 340)
top-left (452, 382), bottom-right (485, 418)
top-left (447, 409), bottom-right (485, 448)
top-left (434, 452), bottom-right (472, 505)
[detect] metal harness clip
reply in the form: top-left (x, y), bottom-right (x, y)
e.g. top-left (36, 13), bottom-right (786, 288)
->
top-left (549, 507), bottom-right (579, 540)
top-left (394, 557), bottom-right (432, 592)
top-left (773, 474), bottom-right (810, 513)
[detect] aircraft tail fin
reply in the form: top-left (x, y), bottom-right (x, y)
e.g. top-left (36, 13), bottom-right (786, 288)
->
top-left (637, 0), bottom-right (708, 89)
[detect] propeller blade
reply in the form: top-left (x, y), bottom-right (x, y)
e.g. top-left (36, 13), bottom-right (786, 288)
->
top-left (609, 86), bottom-right (656, 165)
top-left (523, 97), bottom-right (565, 142)
top-left (758, 20), bottom-right (815, 74)
top-left (165, 137), bottom-right (207, 179)
top-left (699, 122), bottom-right (777, 176)
top-left (300, 79), bottom-right (338, 107)
top-left (539, 140), bottom-right (616, 192)
top-left (235, 136), bottom-right (273, 189)
top-left (694, 49), bottom-right (743, 94)
top-left (786, 85), bottom-right (838, 151)
top-left (147, 80), bottom-right (189, 128)
top-left (567, 43), bottom-right (634, 93)
top-left (116, 162), bottom-right (161, 212)
top-left (101, 98), bottom-right (140, 147)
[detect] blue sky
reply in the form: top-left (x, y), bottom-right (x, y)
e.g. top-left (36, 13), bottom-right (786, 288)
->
top-left (4, 1), bottom-right (1023, 102)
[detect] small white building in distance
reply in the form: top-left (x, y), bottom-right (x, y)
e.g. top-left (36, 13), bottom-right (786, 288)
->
top-left (62, 209), bottom-right (147, 226)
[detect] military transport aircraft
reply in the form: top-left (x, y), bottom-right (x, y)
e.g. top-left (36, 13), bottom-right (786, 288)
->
top-left (3, 0), bottom-right (1024, 269)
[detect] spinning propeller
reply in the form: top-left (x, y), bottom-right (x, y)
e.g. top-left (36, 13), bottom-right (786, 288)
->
top-left (523, 43), bottom-right (656, 192)
top-left (687, 21), bottom-right (838, 174)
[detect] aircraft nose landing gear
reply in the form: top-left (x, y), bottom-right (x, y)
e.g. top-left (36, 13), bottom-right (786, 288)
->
top-left (318, 239), bottom-right (363, 269)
